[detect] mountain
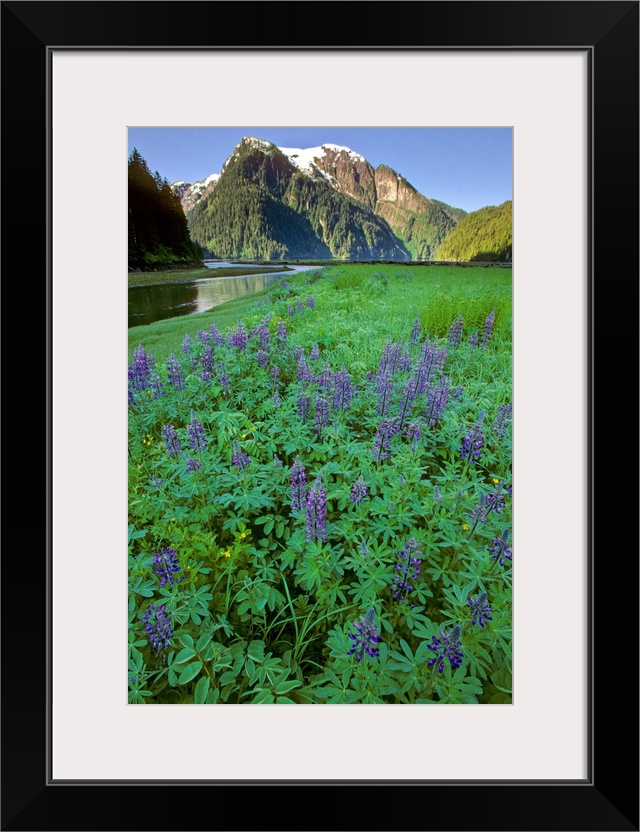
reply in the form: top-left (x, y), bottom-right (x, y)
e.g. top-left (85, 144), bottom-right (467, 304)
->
top-left (128, 149), bottom-right (203, 271)
top-left (174, 137), bottom-right (467, 261)
top-left (435, 200), bottom-right (513, 262)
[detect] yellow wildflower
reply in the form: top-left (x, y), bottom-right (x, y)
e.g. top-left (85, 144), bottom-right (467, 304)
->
top-left (240, 532), bottom-right (247, 539)
top-left (462, 523), bottom-right (469, 531)
top-left (493, 478), bottom-right (500, 484)
top-left (223, 550), bottom-right (231, 558)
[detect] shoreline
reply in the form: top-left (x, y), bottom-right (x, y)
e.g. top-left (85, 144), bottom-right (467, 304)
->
top-left (128, 264), bottom-right (293, 289)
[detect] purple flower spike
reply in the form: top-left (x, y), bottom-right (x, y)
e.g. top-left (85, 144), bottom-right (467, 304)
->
top-left (468, 592), bottom-right (493, 628)
top-left (187, 410), bottom-right (207, 453)
top-left (310, 342), bottom-right (320, 360)
top-left (406, 420), bottom-right (422, 450)
top-left (166, 353), bottom-right (185, 391)
top-left (296, 298), bottom-right (304, 313)
top-left (494, 404), bottom-right (512, 439)
top-left (142, 604), bottom-right (173, 657)
top-left (427, 625), bottom-right (464, 674)
top-left (152, 547), bottom-right (183, 589)
top-left (233, 320), bottom-right (248, 350)
top-left (424, 376), bottom-right (450, 427)
top-left (256, 349), bottom-right (269, 368)
top-left (182, 334), bottom-right (193, 356)
top-left (468, 331), bottom-right (479, 348)
top-left (162, 425), bottom-right (182, 457)
top-left (231, 440), bottom-right (250, 472)
top-left (460, 410), bottom-right (485, 464)
top-left (391, 538), bottom-right (423, 604)
top-left (447, 314), bottom-right (464, 348)
top-left (332, 365), bottom-right (353, 412)
top-left (315, 396), bottom-right (329, 434)
top-left (287, 304), bottom-right (295, 317)
top-left (289, 456), bottom-right (307, 512)
top-left (209, 323), bottom-right (224, 345)
top-left (481, 308), bottom-right (496, 347)
top-left (489, 529), bottom-right (512, 567)
top-left (376, 368), bottom-right (393, 417)
top-left (372, 417), bottom-right (400, 462)
top-left (297, 394), bottom-right (310, 422)
top-left (276, 321), bottom-right (287, 341)
top-left (350, 476), bottom-right (368, 504)
top-left (305, 475), bottom-right (327, 543)
top-left (306, 296), bottom-right (315, 309)
top-left (185, 455), bottom-right (201, 472)
top-left (347, 608), bottom-right (381, 663)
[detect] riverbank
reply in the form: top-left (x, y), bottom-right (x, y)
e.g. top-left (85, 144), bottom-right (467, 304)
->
top-left (128, 264), bottom-right (292, 289)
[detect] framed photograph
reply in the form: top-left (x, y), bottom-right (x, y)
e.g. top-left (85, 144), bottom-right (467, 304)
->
top-left (3, 2), bottom-right (637, 830)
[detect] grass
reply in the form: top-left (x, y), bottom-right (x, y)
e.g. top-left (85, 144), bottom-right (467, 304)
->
top-left (129, 264), bottom-right (511, 364)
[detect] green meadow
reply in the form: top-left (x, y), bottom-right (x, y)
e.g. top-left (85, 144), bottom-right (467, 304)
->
top-left (128, 264), bottom-right (513, 704)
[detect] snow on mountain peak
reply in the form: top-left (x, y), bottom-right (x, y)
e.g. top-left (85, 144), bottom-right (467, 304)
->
top-left (279, 143), bottom-right (365, 174)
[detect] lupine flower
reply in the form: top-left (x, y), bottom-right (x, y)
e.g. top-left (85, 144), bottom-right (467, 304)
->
top-left (216, 364), bottom-right (232, 396)
top-left (200, 346), bottom-right (214, 382)
top-left (489, 529), bottom-right (512, 566)
top-left (406, 420), bottom-right (422, 450)
top-left (315, 396), bottom-right (329, 434)
top-left (468, 592), bottom-right (493, 628)
top-left (209, 323), bottom-right (224, 345)
top-left (332, 365), bottom-right (352, 412)
top-left (469, 494), bottom-right (488, 529)
top-left (481, 308), bottom-right (495, 347)
top-left (152, 547), bottom-right (183, 588)
top-left (317, 362), bottom-right (333, 392)
top-left (305, 475), bottom-right (327, 543)
top-left (416, 339), bottom-right (448, 389)
top-left (310, 342), bottom-right (320, 360)
top-left (450, 385), bottom-right (464, 401)
top-left (128, 385), bottom-right (136, 408)
top-left (148, 358), bottom-right (165, 399)
top-left (259, 325), bottom-right (270, 351)
top-left (427, 625), bottom-right (464, 673)
top-left (468, 331), bottom-right (479, 348)
top-left (287, 304), bottom-right (295, 317)
top-left (376, 368), bottom-right (393, 417)
top-left (142, 604), bottom-right (173, 657)
top-left (410, 316), bottom-right (421, 347)
top-left (447, 314), bottom-right (464, 348)
top-left (297, 358), bottom-right (312, 384)
top-left (397, 377), bottom-right (416, 427)
top-left (297, 394), bottom-right (310, 422)
top-left (289, 457), bottom-right (307, 512)
top-left (270, 365), bottom-right (280, 389)
top-left (486, 481), bottom-right (507, 516)
top-left (188, 411), bottom-right (207, 453)
top-left (350, 475), bottom-right (368, 504)
top-left (150, 476), bottom-right (164, 488)
top-left (129, 344), bottom-right (153, 393)
top-left (306, 296), bottom-right (315, 309)
top-left (294, 345), bottom-right (304, 362)
top-left (196, 329), bottom-right (210, 345)
top-left (296, 298), bottom-right (304, 312)
top-left (494, 404), bottom-right (512, 438)
top-left (397, 347), bottom-right (412, 373)
top-left (162, 425), bottom-right (182, 457)
top-left (347, 608), bottom-right (381, 663)
top-left (166, 353), bottom-right (185, 391)
top-left (256, 349), bottom-right (269, 368)
top-left (233, 320), bottom-right (247, 350)
top-left (231, 440), bottom-right (250, 472)
top-left (460, 410), bottom-right (485, 463)
top-left (372, 417), bottom-right (400, 462)
top-left (181, 334), bottom-right (193, 356)
top-left (185, 455), bottom-right (201, 472)
top-left (276, 321), bottom-right (287, 341)
top-left (226, 330), bottom-right (235, 347)
top-left (433, 484), bottom-right (443, 504)
top-left (391, 537), bottom-right (423, 604)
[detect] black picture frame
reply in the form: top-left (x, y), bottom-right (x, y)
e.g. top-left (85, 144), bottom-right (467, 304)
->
top-left (2, 2), bottom-right (638, 830)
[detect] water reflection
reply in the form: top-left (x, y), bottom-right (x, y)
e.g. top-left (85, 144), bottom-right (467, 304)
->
top-left (129, 271), bottom-right (293, 328)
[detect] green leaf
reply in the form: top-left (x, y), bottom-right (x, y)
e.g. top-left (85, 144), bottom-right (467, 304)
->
top-left (276, 696), bottom-right (296, 704)
top-left (194, 676), bottom-right (210, 704)
top-left (173, 647), bottom-right (197, 665)
top-left (178, 661), bottom-right (202, 685)
top-left (178, 634), bottom-right (195, 649)
top-left (196, 633), bottom-right (213, 653)
top-left (275, 679), bottom-right (301, 694)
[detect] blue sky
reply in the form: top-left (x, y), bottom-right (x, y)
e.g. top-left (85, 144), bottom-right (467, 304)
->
top-left (128, 127), bottom-right (512, 213)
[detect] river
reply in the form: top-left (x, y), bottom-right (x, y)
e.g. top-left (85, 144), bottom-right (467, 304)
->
top-left (128, 264), bottom-right (319, 328)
